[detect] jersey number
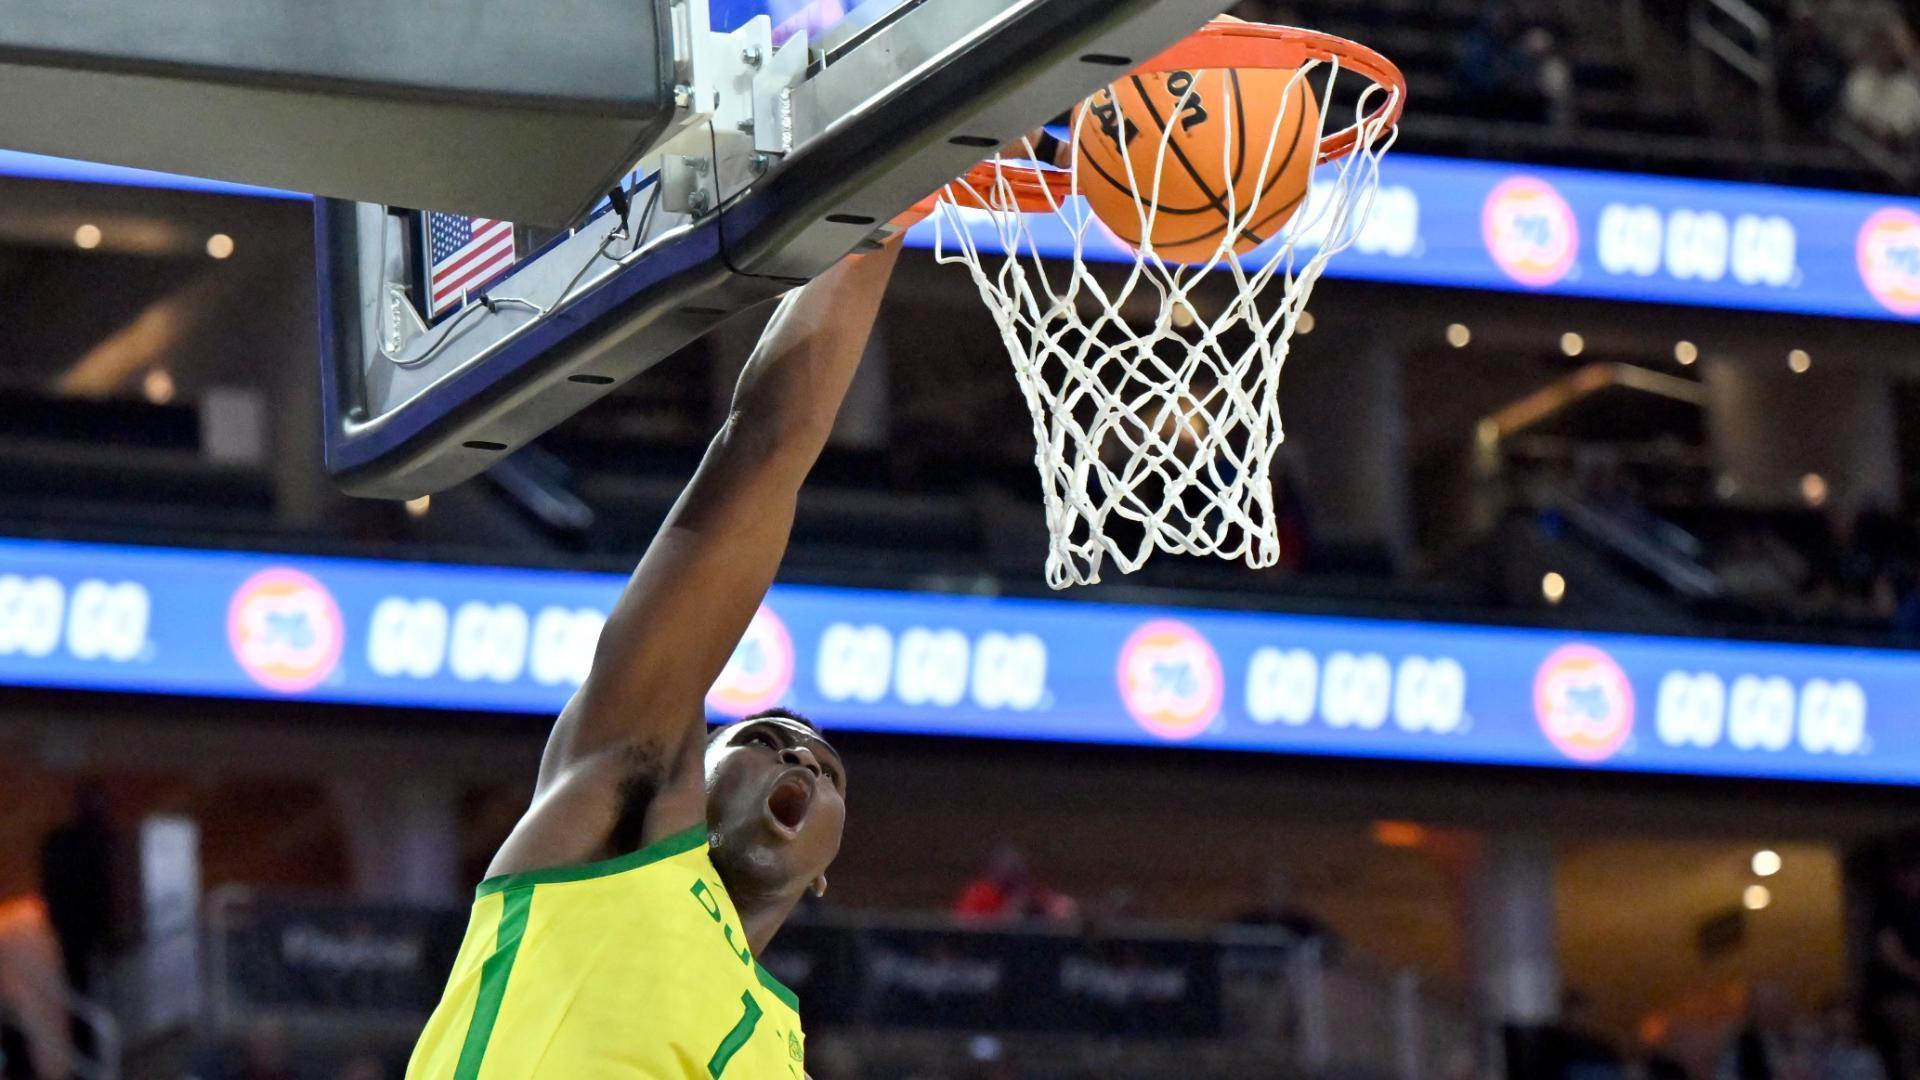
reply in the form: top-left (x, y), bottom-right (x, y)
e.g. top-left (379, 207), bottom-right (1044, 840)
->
top-left (706, 991), bottom-right (763, 1078)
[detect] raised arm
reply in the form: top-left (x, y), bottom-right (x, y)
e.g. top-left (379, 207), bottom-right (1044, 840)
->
top-left (487, 236), bottom-right (904, 878)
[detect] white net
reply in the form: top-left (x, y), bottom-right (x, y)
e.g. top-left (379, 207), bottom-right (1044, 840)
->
top-left (933, 45), bottom-right (1399, 588)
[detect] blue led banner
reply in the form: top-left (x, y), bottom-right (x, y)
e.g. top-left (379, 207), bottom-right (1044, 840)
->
top-left (907, 153), bottom-right (1920, 323)
top-left (0, 537), bottom-right (1912, 786)
top-left (11, 147), bottom-right (1918, 322)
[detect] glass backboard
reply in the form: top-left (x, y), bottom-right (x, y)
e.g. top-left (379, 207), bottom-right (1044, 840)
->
top-left (317, 0), bottom-right (1229, 499)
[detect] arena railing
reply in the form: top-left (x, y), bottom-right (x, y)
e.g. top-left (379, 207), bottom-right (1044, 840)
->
top-left (199, 886), bottom-right (1481, 1080)
top-left (1687, 0), bottom-right (1779, 142)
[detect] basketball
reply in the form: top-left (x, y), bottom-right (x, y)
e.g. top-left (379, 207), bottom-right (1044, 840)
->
top-left (1075, 39), bottom-right (1321, 263)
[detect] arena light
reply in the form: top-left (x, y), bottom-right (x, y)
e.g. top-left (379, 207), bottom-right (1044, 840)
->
top-left (1743, 884), bottom-right (1771, 911)
top-left (1674, 341), bottom-right (1698, 365)
top-left (73, 223), bottom-right (101, 250)
top-left (1800, 473), bottom-right (1828, 507)
top-left (141, 368), bottom-right (174, 404)
top-left (1788, 349), bottom-right (1811, 374)
top-left (1446, 323), bottom-right (1471, 348)
top-left (1752, 850), bottom-right (1782, 877)
top-left (1372, 821), bottom-right (1427, 848)
top-left (405, 496), bottom-right (431, 518)
top-left (1541, 572), bottom-right (1566, 604)
top-left (1297, 311), bottom-right (1316, 335)
top-left (206, 233), bottom-right (235, 260)
top-left (1560, 332), bottom-right (1584, 357)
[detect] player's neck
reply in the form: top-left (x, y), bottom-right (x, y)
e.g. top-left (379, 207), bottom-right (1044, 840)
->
top-left (733, 888), bottom-right (802, 955)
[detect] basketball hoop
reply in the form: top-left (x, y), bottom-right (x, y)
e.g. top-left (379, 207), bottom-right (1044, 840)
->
top-left (932, 20), bottom-right (1404, 588)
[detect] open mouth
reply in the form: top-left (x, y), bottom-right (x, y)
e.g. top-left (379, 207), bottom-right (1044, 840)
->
top-left (764, 771), bottom-right (814, 836)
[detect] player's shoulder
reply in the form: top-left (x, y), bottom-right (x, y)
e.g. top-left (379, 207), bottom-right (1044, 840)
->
top-left (476, 820), bottom-right (711, 900)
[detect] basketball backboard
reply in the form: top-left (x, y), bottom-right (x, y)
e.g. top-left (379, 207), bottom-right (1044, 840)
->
top-left (0, 0), bottom-right (681, 227)
top-left (314, 0), bottom-right (1230, 498)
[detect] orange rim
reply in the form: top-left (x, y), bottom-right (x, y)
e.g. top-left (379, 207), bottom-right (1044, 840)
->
top-left (946, 21), bottom-right (1405, 214)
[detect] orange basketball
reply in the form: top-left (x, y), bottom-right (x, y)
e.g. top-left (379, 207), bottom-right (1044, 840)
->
top-left (1075, 46), bottom-right (1320, 263)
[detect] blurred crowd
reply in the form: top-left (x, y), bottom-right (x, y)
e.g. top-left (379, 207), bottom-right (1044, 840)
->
top-left (1452, 2), bottom-right (1578, 128)
top-left (1713, 502), bottom-right (1920, 636)
top-left (1777, 1), bottom-right (1920, 166)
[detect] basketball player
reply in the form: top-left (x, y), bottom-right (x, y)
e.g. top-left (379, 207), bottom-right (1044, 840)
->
top-left (406, 231), bottom-right (903, 1078)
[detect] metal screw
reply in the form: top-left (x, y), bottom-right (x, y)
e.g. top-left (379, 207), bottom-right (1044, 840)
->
top-left (750, 153), bottom-right (772, 175)
top-left (742, 46), bottom-right (763, 67)
top-left (689, 158), bottom-right (710, 175)
top-left (689, 190), bottom-right (711, 215)
top-left (736, 118), bottom-right (755, 134)
top-left (672, 83), bottom-right (693, 109)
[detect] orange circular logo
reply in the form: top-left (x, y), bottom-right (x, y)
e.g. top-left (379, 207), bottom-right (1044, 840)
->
top-left (1484, 176), bottom-right (1580, 287)
top-left (706, 604), bottom-right (795, 716)
top-left (1533, 644), bottom-right (1634, 762)
top-left (1116, 619), bottom-right (1223, 740)
top-left (227, 568), bottom-right (344, 693)
top-left (1858, 208), bottom-right (1920, 316)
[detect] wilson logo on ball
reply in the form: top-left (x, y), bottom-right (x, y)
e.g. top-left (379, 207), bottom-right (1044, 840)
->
top-left (707, 604), bottom-right (795, 716)
top-left (1857, 208), bottom-right (1920, 317)
top-left (1483, 176), bottom-right (1580, 288)
top-left (1533, 644), bottom-right (1635, 763)
top-left (227, 568), bottom-right (344, 693)
top-left (1116, 619), bottom-right (1224, 740)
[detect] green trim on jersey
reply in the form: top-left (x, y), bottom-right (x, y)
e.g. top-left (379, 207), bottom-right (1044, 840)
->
top-left (754, 962), bottom-right (800, 1011)
top-left (475, 825), bottom-right (709, 898)
top-left (453, 885), bottom-right (533, 1080)
top-left (706, 990), bottom-right (764, 1077)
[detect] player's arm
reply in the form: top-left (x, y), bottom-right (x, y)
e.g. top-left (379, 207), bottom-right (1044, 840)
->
top-left (487, 236), bottom-right (904, 877)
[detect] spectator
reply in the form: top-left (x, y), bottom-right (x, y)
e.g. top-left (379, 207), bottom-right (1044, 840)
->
top-left (953, 845), bottom-right (1077, 923)
top-left (1842, 34), bottom-right (1920, 156)
top-left (1524, 26), bottom-right (1577, 128)
top-left (1779, 14), bottom-right (1850, 126)
top-left (37, 782), bottom-right (115, 999)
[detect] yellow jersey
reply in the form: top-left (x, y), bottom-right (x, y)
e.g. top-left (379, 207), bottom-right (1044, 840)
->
top-left (406, 825), bottom-right (807, 1079)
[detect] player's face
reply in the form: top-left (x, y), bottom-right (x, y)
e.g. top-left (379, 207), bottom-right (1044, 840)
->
top-left (703, 718), bottom-right (847, 899)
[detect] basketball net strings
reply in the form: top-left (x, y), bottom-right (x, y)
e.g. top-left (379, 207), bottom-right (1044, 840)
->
top-left (935, 60), bottom-right (1399, 588)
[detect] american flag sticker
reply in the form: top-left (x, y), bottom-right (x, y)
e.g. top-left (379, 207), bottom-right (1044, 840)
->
top-left (421, 213), bottom-right (517, 318)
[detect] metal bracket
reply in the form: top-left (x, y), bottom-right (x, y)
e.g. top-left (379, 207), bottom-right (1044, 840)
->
top-left (659, 154), bottom-right (714, 215)
top-left (753, 31), bottom-right (809, 154)
top-left (630, 6), bottom-right (804, 216)
top-left (382, 282), bottom-right (429, 355)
